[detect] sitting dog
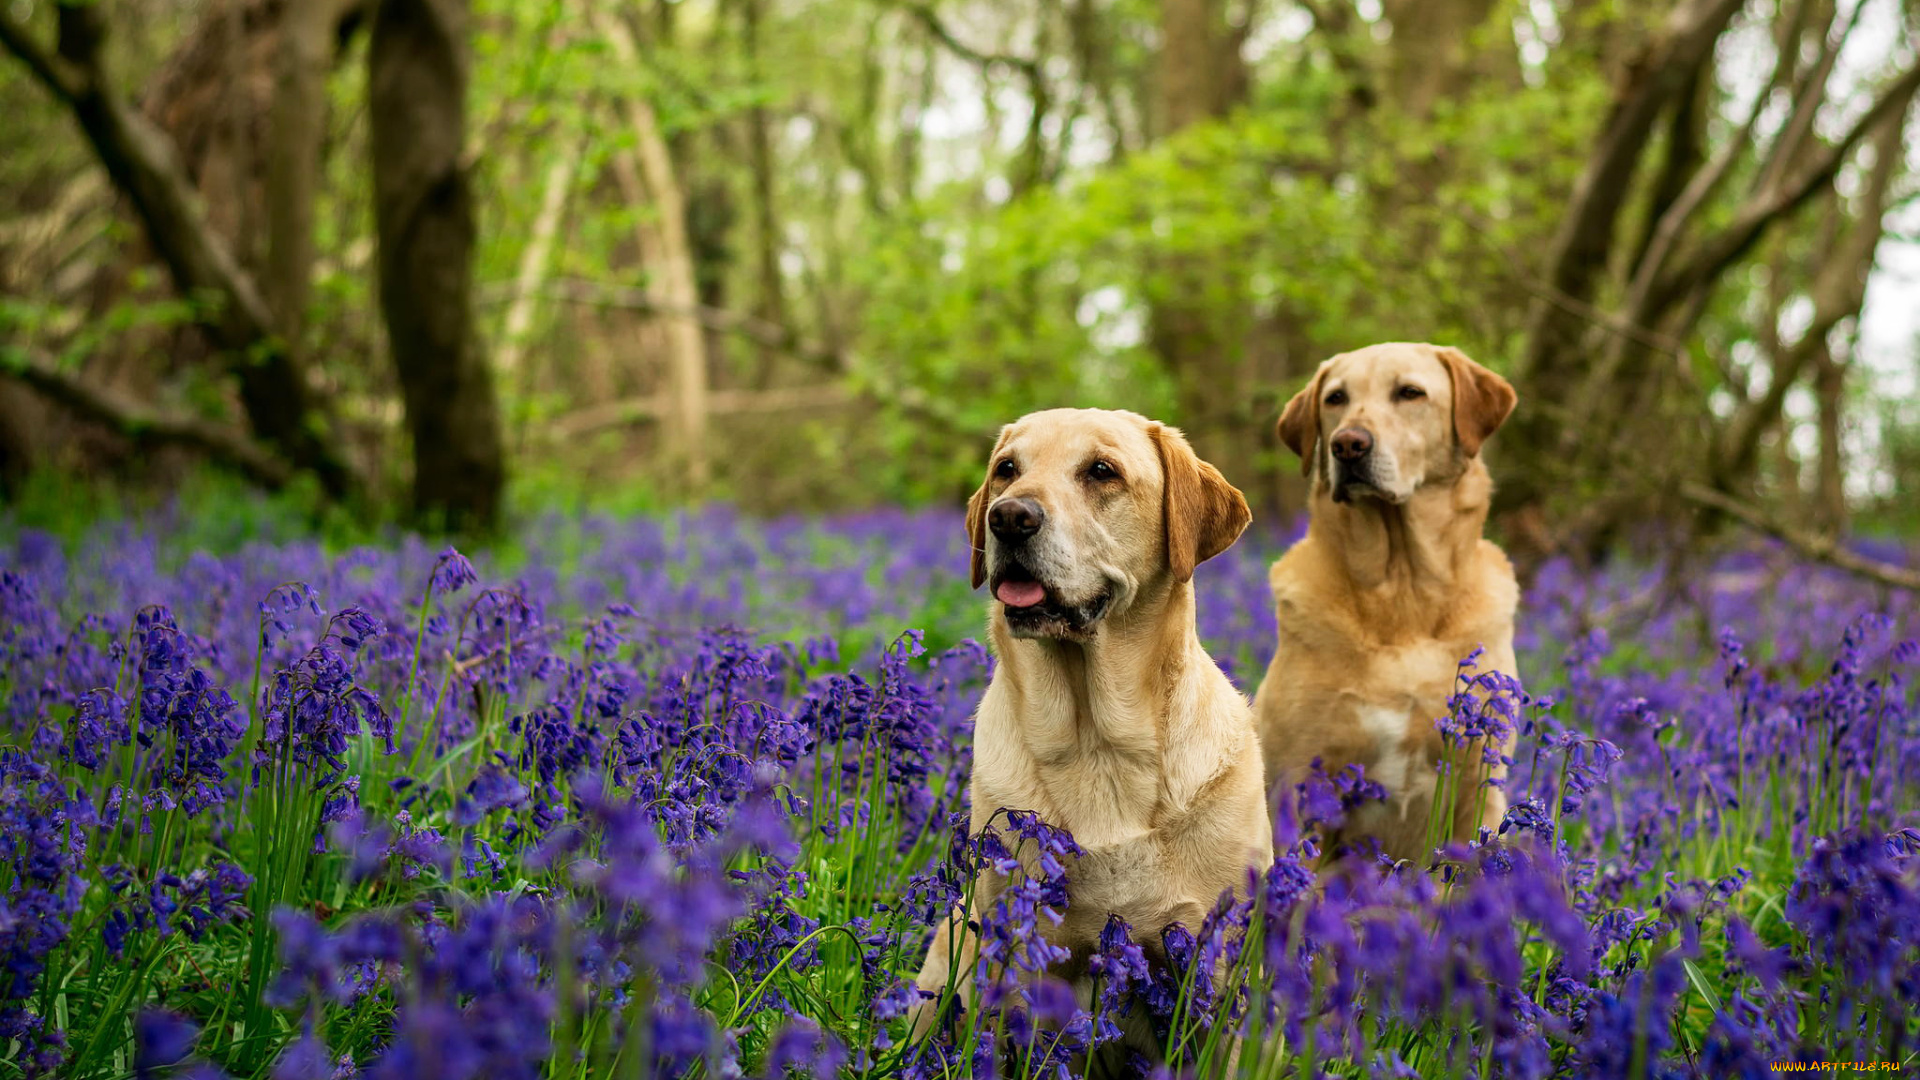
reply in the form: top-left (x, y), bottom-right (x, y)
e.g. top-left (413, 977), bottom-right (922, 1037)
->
top-left (1253, 343), bottom-right (1520, 865)
top-left (912, 408), bottom-right (1272, 1050)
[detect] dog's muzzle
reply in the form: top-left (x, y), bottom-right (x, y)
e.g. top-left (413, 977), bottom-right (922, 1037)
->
top-left (991, 560), bottom-right (1113, 639)
top-left (986, 497), bottom-right (1113, 639)
top-left (1330, 427), bottom-right (1380, 504)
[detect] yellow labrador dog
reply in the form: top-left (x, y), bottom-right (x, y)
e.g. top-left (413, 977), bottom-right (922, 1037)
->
top-left (1253, 343), bottom-right (1519, 865)
top-left (912, 408), bottom-right (1272, 1041)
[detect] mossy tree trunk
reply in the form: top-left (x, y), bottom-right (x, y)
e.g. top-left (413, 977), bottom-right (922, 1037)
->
top-left (368, 0), bottom-right (505, 532)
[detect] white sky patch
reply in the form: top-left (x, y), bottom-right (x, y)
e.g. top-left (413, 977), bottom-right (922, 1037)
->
top-left (1077, 284), bottom-right (1144, 354)
top-left (1776, 295), bottom-right (1816, 346)
top-left (1246, 6), bottom-right (1315, 64)
top-left (1515, 0), bottom-right (1563, 87)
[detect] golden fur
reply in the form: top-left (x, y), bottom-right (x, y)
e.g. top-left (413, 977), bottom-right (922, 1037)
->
top-left (912, 409), bottom-right (1272, 1047)
top-left (1254, 343), bottom-right (1520, 864)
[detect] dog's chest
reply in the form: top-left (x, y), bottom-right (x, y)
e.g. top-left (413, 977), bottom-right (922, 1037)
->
top-left (1279, 626), bottom-right (1462, 794)
top-left (993, 682), bottom-right (1165, 846)
top-left (1060, 833), bottom-right (1192, 934)
top-left (1351, 703), bottom-right (1438, 817)
top-left (976, 750), bottom-right (1187, 933)
top-left (985, 740), bottom-right (1159, 850)
top-left (1054, 756), bottom-right (1161, 842)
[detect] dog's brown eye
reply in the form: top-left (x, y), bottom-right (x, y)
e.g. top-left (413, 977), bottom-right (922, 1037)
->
top-left (994, 458), bottom-right (1018, 479)
top-left (1325, 389), bottom-right (1348, 407)
top-left (1396, 385), bottom-right (1427, 401)
top-left (1087, 460), bottom-right (1118, 481)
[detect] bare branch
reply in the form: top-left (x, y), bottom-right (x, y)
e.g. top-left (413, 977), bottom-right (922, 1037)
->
top-left (479, 277), bottom-right (844, 373)
top-left (1616, 3), bottom-right (1818, 337)
top-left (478, 277), bottom-right (973, 436)
top-left (1453, 209), bottom-right (1689, 357)
top-left (0, 2), bottom-right (354, 496)
top-left (1680, 482), bottom-right (1920, 591)
top-left (1517, 0), bottom-right (1747, 385)
top-left (896, 2), bottom-right (1052, 192)
top-left (547, 386), bottom-right (856, 438)
top-left (897, 2), bottom-right (1040, 78)
top-left (1751, 0), bottom-right (1866, 198)
top-left (1653, 61), bottom-right (1920, 310)
top-left (1713, 93), bottom-right (1909, 485)
top-left (2, 348), bottom-right (294, 487)
top-left (20, 6), bottom-right (279, 347)
top-left (0, 8), bottom-right (85, 98)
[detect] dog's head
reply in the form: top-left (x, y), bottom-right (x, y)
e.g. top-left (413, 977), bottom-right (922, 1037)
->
top-left (965, 409), bottom-right (1250, 641)
top-left (1277, 343), bottom-right (1516, 505)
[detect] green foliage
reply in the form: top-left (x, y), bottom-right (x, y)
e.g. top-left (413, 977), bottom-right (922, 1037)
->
top-left (0, 467), bottom-right (360, 556)
top-left (0, 0), bottom-right (1910, 524)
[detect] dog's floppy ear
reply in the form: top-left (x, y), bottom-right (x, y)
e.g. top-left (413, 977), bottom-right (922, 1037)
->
top-left (1277, 364), bottom-right (1328, 478)
top-left (966, 426), bottom-right (1012, 589)
top-left (965, 483), bottom-right (990, 590)
top-left (1434, 346), bottom-right (1517, 458)
top-left (1152, 423), bottom-right (1252, 583)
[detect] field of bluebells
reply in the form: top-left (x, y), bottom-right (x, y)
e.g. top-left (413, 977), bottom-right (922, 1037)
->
top-left (0, 503), bottom-right (1915, 1079)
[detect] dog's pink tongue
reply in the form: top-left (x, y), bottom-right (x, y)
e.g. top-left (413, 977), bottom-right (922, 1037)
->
top-left (995, 580), bottom-right (1046, 608)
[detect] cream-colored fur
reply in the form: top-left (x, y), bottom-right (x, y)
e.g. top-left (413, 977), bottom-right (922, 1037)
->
top-left (1255, 343), bottom-right (1520, 865)
top-left (911, 409), bottom-right (1272, 1048)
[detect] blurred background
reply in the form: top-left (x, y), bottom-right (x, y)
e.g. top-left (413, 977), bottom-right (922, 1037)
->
top-left (0, 0), bottom-right (1915, 563)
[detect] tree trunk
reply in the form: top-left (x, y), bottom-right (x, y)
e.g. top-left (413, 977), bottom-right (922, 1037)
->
top-left (368, 0), bottom-right (504, 532)
top-left (1154, 0), bottom-right (1247, 136)
top-left (1812, 345), bottom-right (1846, 535)
top-left (0, 383), bottom-right (41, 494)
top-left (741, 0), bottom-right (789, 390)
top-left (496, 144), bottom-right (582, 405)
top-left (1149, 0), bottom-right (1256, 494)
top-left (596, 8), bottom-right (711, 494)
top-left (265, 0), bottom-right (357, 356)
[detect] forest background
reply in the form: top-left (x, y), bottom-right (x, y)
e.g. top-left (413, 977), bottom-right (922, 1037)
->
top-left (1, 0), bottom-right (1917, 564)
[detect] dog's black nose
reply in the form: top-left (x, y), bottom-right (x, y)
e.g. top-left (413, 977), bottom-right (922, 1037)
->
top-left (1331, 427), bottom-right (1374, 461)
top-left (988, 497), bottom-right (1045, 542)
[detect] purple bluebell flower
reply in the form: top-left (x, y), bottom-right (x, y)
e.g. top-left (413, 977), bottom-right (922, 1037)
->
top-left (430, 547), bottom-right (479, 596)
top-left (133, 1008), bottom-right (199, 1077)
top-left (764, 1016), bottom-right (848, 1078)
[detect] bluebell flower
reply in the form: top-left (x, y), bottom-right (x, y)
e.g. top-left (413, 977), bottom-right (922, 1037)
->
top-left (430, 547), bottom-right (479, 596)
top-left (764, 1016), bottom-right (848, 1078)
top-left (133, 1008), bottom-right (199, 1078)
